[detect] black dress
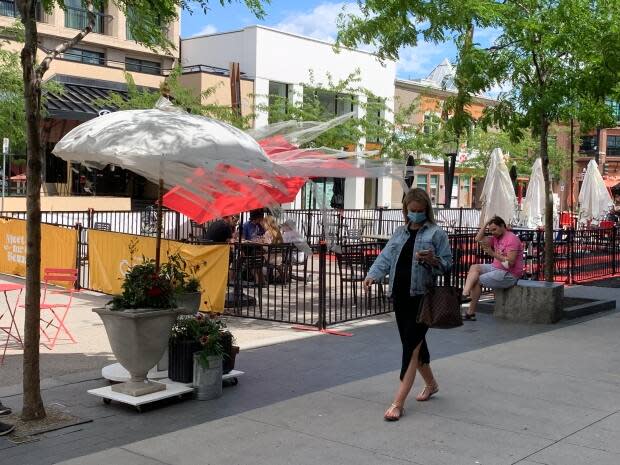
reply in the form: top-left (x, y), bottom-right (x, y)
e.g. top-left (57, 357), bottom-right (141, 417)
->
top-left (392, 228), bottom-right (430, 381)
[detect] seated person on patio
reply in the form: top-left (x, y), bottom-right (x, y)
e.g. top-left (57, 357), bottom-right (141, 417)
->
top-left (242, 209), bottom-right (265, 240)
top-left (281, 219), bottom-right (309, 264)
top-left (204, 215), bottom-right (238, 242)
top-left (462, 216), bottom-right (524, 321)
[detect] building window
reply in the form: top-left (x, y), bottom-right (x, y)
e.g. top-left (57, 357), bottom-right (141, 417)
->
top-left (64, 0), bottom-right (105, 34)
top-left (606, 99), bottom-right (620, 125)
top-left (126, 8), bottom-right (166, 41)
top-left (307, 89), bottom-right (354, 118)
top-left (1, 0), bottom-right (43, 20)
top-left (416, 174), bottom-right (428, 192)
top-left (62, 48), bottom-right (105, 66)
top-left (125, 58), bottom-right (161, 75)
top-left (429, 174), bottom-right (439, 206)
top-left (0, 0), bottom-right (17, 17)
top-left (268, 81), bottom-right (289, 123)
top-left (451, 176), bottom-right (459, 207)
top-left (423, 113), bottom-right (440, 135)
top-left (579, 135), bottom-right (597, 153)
top-left (462, 176), bottom-right (471, 207)
top-left (608, 135), bottom-right (620, 157)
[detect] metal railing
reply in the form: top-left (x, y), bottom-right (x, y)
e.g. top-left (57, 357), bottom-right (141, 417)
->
top-left (64, 6), bottom-right (111, 34)
top-left (6, 210), bottom-right (620, 326)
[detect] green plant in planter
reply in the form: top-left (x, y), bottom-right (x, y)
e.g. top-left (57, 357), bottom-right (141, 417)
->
top-left (171, 313), bottom-right (233, 368)
top-left (160, 251), bottom-right (204, 295)
top-left (109, 259), bottom-right (175, 310)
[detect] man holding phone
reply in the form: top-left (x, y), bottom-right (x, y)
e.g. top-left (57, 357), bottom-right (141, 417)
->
top-left (461, 216), bottom-right (523, 320)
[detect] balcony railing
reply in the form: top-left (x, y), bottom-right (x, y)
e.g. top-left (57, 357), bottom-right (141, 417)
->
top-left (64, 6), bottom-right (111, 34)
top-left (0, 0), bottom-right (44, 21)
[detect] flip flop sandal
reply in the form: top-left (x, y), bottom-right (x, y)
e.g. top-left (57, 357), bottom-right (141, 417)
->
top-left (462, 313), bottom-right (477, 321)
top-left (384, 403), bottom-right (405, 421)
top-left (460, 295), bottom-right (472, 304)
top-left (416, 384), bottom-right (439, 401)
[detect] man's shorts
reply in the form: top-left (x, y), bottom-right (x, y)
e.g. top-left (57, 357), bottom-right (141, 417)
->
top-left (478, 263), bottom-right (518, 289)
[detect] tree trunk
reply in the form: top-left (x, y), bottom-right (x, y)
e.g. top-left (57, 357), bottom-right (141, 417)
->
top-left (19, 0), bottom-right (45, 421)
top-left (540, 117), bottom-right (555, 283)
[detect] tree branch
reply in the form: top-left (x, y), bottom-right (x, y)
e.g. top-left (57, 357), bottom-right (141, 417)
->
top-left (36, 0), bottom-right (95, 81)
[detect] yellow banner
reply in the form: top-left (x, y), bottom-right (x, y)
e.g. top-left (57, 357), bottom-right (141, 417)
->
top-left (88, 230), bottom-right (229, 312)
top-left (0, 218), bottom-right (78, 284)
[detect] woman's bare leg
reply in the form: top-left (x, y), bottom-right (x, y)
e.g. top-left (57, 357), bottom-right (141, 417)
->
top-left (385, 344), bottom-right (421, 419)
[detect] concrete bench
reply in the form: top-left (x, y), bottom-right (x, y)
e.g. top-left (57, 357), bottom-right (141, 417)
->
top-left (494, 280), bottom-right (564, 324)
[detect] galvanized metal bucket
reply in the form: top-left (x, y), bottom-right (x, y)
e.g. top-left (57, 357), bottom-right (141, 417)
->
top-left (192, 354), bottom-right (223, 400)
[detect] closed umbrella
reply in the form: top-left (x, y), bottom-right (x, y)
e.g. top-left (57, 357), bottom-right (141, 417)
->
top-left (578, 159), bottom-right (613, 225)
top-left (479, 148), bottom-right (517, 225)
top-left (521, 158), bottom-right (545, 228)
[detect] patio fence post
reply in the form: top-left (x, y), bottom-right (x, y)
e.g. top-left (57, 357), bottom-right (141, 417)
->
top-left (568, 228), bottom-right (575, 284)
top-left (318, 241), bottom-right (327, 330)
top-left (459, 207), bottom-right (463, 229)
top-left (174, 211), bottom-right (181, 241)
top-left (306, 209), bottom-right (312, 243)
top-left (87, 208), bottom-right (94, 229)
top-left (612, 226), bottom-right (617, 276)
top-left (74, 223), bottom-right (83, 290)
top-left (377, 208), bottom-right (384, 236)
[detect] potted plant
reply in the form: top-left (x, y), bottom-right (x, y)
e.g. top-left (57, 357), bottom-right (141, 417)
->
top-left (94, 258), bottom-right (183, 397)
top-left (167, 316), bottom-right (202, 383)
top-left (161, 251), bottom-right (204, 314)
top-left (188, 313), bottom-right (229, 400)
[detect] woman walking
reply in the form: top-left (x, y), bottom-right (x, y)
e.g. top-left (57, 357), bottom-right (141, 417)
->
top-left (364, 188), bottom-right (452, 421)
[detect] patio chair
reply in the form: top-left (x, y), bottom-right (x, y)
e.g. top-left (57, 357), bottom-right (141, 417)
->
top-left (265, 244), bottom-right (294, 284)
top-left (93, 222), bottom-right (111, 231)
top-left (21, 268), bottom-right (79, 350)
top-left (335, 245), bottom-right (370, 307)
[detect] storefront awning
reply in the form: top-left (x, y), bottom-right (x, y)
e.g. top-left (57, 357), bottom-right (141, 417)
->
top-left (44, 75), bottom-right (155, 122)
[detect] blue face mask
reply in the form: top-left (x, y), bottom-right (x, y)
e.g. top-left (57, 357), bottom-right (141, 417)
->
top-left (407, 211), bottom-right (426, 224)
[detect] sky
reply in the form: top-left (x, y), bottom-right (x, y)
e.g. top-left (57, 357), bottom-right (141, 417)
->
top-left (180, 1), bottom-right (498, 82)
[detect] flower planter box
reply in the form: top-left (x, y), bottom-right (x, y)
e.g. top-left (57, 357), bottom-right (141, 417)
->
top-left (168, 339), bottom-right (202, 383)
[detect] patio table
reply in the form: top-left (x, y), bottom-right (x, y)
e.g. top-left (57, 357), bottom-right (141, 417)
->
top-left (0, 282), bottom-right (24, 364)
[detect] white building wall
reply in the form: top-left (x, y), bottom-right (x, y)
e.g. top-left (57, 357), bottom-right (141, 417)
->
top-left (181, 25), bottom-right (397, 210)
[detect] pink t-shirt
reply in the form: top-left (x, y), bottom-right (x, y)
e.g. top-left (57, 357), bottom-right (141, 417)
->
top-left (490, 231), bottom-right (524, 278)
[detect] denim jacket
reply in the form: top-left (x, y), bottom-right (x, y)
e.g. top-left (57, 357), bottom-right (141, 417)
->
top-left (366, 222), bottom-right (452, 297)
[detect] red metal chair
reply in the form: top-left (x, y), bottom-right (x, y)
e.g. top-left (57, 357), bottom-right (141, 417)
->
top-left (21, 268), bottom-right (79, 350)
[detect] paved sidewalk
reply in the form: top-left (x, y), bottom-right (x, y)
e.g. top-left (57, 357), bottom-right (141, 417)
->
top-left (0, 284), bottom-right (619, 464)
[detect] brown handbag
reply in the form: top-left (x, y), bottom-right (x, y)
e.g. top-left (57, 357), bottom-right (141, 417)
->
top-left (416, 285), bottom-right (464, 329)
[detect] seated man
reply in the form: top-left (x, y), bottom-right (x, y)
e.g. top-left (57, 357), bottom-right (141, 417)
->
top-left (204, 215), bottom-right (238, 243)
top-left (462, 216), bottom-right (524, 321)
top-left (242, 209), bottom-right (265, 241)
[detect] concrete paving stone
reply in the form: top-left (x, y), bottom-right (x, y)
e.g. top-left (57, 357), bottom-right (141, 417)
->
top-left (456, 331), bottom-right (620, 387)
top-left (238, 388), bottom-right (552, 465)
top-left (563, 412), bottom-right (620, 454)
top-left (55, 447), bottom-right (173, 465)
top-left (436, 356), bottom-right (620, 412)
top-left (121, 415), bottom-right (419, 465)
top-left (527, 441), bottom-right (620, 465)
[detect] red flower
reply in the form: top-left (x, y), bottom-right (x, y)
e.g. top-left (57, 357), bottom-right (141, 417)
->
top-left (200, 335), bottom-right (209, 345)
top-left (147, 286), bottom-right (162, 297)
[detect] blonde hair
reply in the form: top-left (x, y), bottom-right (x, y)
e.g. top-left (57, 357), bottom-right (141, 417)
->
top-left (262, 215), bottom-right (283, 244)
top-left (402, 188), bottom-right (435, 224)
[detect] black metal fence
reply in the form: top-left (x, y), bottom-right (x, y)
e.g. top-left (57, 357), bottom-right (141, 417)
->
top-left (6, 209), bottom-right (620, 328)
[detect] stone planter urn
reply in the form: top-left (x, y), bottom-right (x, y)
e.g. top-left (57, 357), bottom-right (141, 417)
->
top-left (94, 307), bottom-right (181, 397)
top-left (193, 354), bottom-right (223, 400)
top-left (175, 292), bottom-right (202, 314)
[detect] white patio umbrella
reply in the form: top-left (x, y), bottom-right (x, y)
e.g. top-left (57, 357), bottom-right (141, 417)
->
top-left (479, 148), bottom-right (517, 225)
top-left (578, 159), bottom-right (613, 225)
top-left (521, 158), bottom-right (545, 228)
top-left (53, 97), bottom-right (284, 267)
